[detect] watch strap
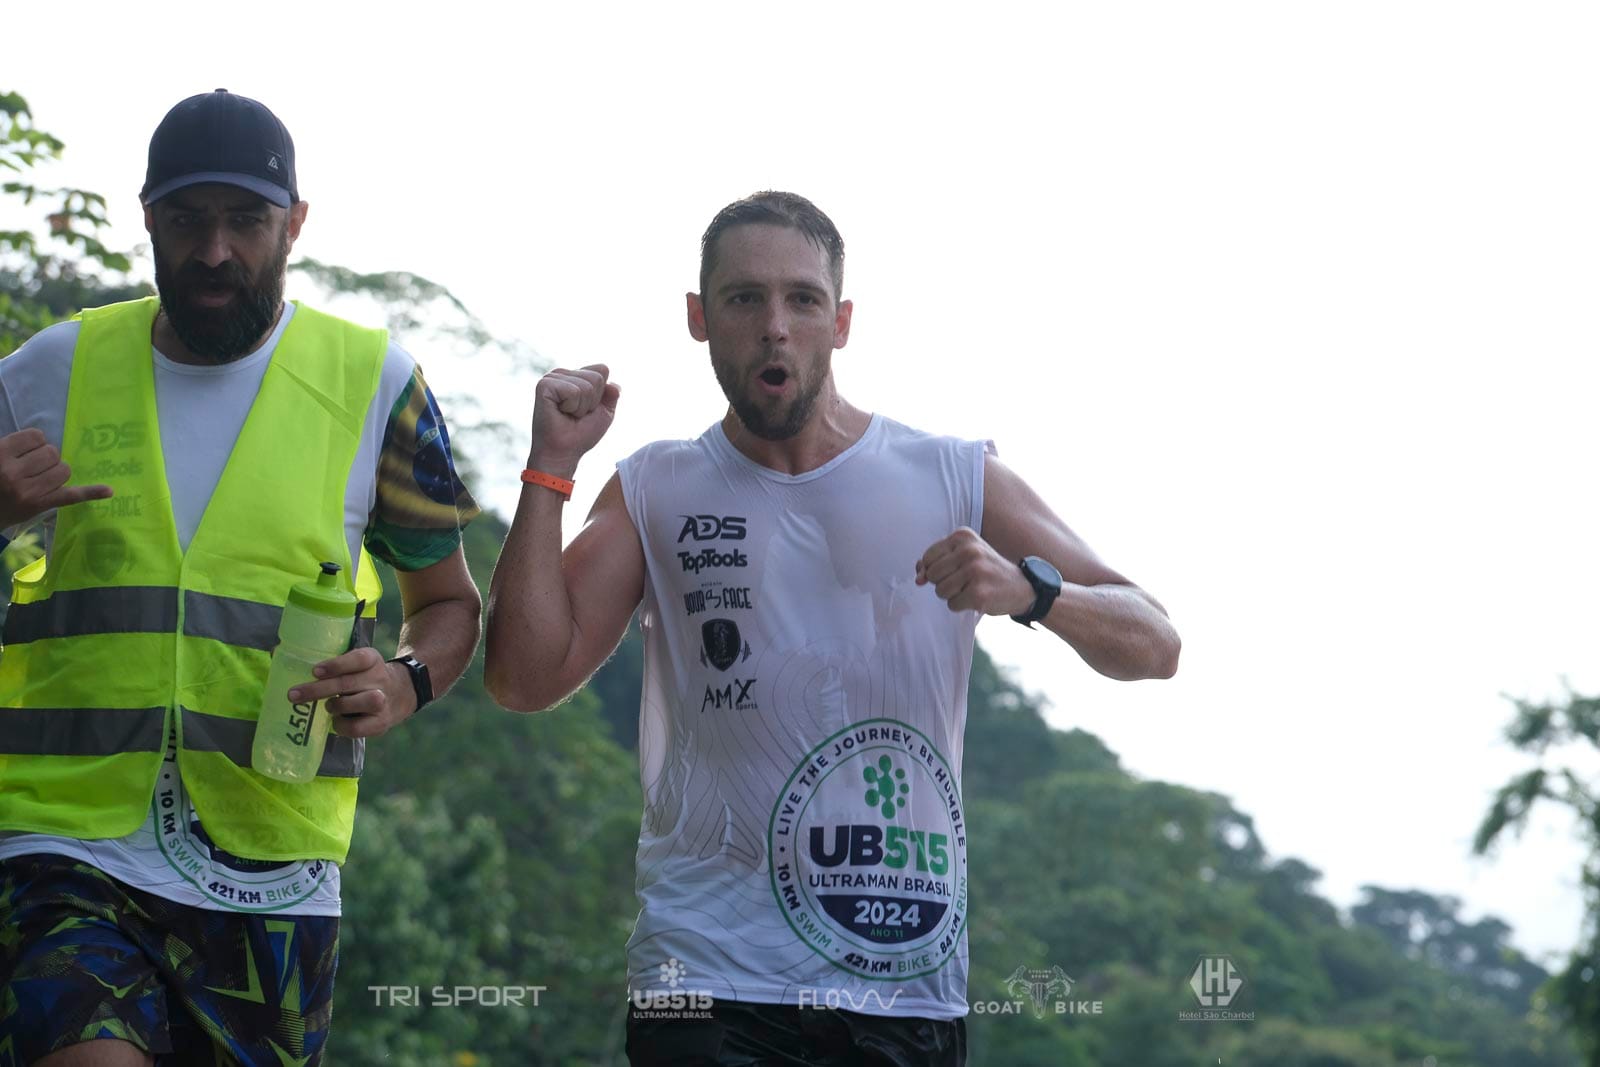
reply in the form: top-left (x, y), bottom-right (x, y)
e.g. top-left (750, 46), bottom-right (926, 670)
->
top-left (389, 655), bottom-right (434, 711)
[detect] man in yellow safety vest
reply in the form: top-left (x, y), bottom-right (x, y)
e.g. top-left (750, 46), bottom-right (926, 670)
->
top-left (0, 89), bottom-right (483, 1067)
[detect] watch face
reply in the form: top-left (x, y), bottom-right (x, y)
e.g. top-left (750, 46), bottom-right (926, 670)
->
top-left (1024, 556), bottom-right (1063, 590)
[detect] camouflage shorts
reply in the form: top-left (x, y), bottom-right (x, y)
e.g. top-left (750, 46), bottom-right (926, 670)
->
top-left (0, 852), bottom-right (339, 1066)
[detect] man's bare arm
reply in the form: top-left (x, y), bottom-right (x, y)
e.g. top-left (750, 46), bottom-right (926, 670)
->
top-left (916, 452), bottom-right (1180, 681)
top-left (484, 365), bottom-right (645, 712)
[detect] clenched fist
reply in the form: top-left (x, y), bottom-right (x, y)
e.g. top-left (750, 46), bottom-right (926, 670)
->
top-left (528, 364), bottom-right (620, 477)
top-left (0, 428), bottom-right (113, 529)
top-left (915, 527), bottom-right (1035, 616)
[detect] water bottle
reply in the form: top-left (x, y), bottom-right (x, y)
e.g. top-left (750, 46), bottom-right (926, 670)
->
top-left (252, 561), bottom-right (358, 783)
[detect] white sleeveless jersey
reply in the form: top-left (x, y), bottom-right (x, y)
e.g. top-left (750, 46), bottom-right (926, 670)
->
top-left (617, 414), bottom-right (991, 1020)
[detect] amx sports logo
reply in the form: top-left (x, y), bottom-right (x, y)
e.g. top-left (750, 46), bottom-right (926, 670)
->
top-left (678, 548), bottom-right (748, 574)
top-left (677, 515), bottom-right (747, 542)
top-left (701, 678), bottom-right (758, 713)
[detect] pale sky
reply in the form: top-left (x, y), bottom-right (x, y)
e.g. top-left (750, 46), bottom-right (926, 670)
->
top-left (6, 1), bottom-right (1598, 964)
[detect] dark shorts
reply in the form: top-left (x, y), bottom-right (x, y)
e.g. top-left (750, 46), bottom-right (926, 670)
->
top-left (0, 852), bottom-right (339, 1066)
top-left (626, 999), bottom-right (966, 1067)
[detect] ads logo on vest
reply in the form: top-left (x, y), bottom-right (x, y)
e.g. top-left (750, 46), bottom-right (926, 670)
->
top-left (769, 719), bottom-right (969, 983)
top-left (699, 618), bottom-right (752, 672)
top-left (81, 421), bottom-right (145, 453)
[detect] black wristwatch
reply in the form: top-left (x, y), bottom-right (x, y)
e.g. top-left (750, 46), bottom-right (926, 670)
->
top-left (1010, 556), bottom-right (1063, 628)
top-left (389, 655), bottom-right (434, 712)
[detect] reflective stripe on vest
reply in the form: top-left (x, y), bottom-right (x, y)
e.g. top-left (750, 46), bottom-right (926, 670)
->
top-left (180, 707), bottom-right (365, 778)
top-left (0, 705), bottom-right (166, 755)
top-left (0, 297), bottom-right (387, 863)
top-left (4, 586), bottom-right (379, 651)
top-left (0, 704), bottom-right (363, 777)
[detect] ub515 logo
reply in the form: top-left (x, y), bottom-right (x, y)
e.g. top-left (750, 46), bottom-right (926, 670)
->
top-left (677, 515), bottom-right (747, 543)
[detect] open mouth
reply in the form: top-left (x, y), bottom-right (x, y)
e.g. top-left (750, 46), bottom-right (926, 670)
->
top-left (759, 367), bottom-right (789, 387)
top-left (192, 280), bottom-right (238, 307)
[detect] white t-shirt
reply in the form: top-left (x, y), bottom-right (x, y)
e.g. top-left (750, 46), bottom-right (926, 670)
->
top-left (618, 415), bottom-right (991, 1020)
top-left (0, 305), bottom-right (416, 916)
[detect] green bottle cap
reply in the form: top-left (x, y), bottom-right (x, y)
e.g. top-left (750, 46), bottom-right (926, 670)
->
top-left (286, 561), bottom-right (358, 618)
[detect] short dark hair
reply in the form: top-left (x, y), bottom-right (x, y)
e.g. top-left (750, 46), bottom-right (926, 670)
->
top-left (699, 191), bottom-right (845, 303)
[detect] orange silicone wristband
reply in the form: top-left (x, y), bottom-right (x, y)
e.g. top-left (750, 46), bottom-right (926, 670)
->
top-left (520, 469), bottom-right (575, 499)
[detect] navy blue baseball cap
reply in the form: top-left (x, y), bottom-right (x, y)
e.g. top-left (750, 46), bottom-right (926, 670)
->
top-left (141, 89), bottom-right (297, 208)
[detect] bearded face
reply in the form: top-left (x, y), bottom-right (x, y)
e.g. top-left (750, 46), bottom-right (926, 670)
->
top-left (151, 215), bottom-right (289, 364)
top-left (711, 345), bottom-right (828, 442)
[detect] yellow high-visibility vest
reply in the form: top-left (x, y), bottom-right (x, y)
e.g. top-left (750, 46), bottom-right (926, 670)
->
top-left (0, 296), bottom-right (385, 863)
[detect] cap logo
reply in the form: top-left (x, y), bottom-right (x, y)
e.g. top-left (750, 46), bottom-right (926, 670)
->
top-left (266, 154), bottom-right (281, 171)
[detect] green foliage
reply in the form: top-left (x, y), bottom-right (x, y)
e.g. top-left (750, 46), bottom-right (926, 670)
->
top-left (1478, 688), bottom-right (1600, 1065)
top-left (0, 91), bottom-right (144, 356)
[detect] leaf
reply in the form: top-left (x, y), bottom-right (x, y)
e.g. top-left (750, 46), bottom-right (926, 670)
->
top-left (1472, 768), bottom-right (1549, 854)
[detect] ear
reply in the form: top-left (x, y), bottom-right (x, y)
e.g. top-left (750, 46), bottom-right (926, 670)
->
top-left (832, 298), bottom-right (853, 349)
top-left (686, 292), bottom-right (709, 342)
top-left (286, 201), bottom-right (309, 245)
top-left (142, 202), bottom-right (156, 237)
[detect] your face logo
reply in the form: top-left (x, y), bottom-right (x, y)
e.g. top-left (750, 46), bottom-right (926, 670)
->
top-left (685, 586), bottom-right (754, 616)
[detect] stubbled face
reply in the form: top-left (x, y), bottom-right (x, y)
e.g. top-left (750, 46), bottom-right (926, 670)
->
top-left (147, 184), bottom-right (292, 363)
top-left (693, 224), bottom-right (849, 441)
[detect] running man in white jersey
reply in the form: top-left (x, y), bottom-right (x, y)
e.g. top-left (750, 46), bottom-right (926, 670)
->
top-left (485, 191), bottom-right (1180, 1066)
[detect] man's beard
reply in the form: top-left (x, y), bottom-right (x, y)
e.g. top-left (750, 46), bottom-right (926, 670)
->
top-left (712, 352), bottom-right (827, 441)
top-left (153, 228), bottom-right (288, 364)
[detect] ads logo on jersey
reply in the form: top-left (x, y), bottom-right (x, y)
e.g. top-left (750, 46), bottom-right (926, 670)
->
top-left (677, 515), bottom-right (747, 542)
top-left (700, 619), bottom-right (752, 671)
top-left (678, 548), bottom-right (748, 574)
